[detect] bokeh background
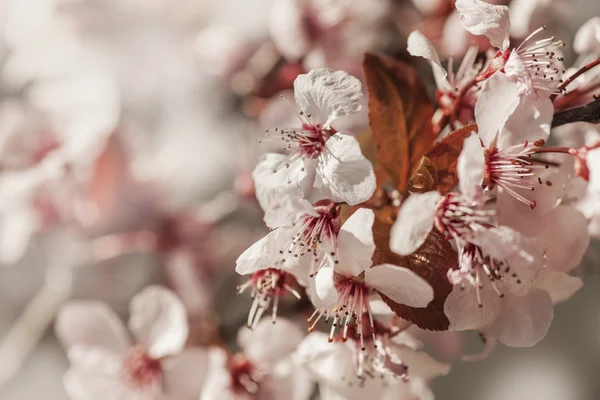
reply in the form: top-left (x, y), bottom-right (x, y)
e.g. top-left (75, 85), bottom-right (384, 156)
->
top-left (0, 0), bottom-right (599, 399)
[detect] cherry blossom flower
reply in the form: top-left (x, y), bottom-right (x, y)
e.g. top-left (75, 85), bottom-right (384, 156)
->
top-left (252, 68), bottom-right (376, 209)
top-left (235, 198), bottom-right (342, 324)
top-left (55, 286), bottom-right (208, 400)
top-left (295, 328), bottom-right (448, 399)
top-left (455, 0), bottom-right (565, 97)
top-left (458, 71), bottom-right (560, 211)
top-left (306, 209), bottom-right (434, 347)
top-left (201, 318), bottom-right (312, 400)
top-left (407, 30), bottom-right (485, 126)
top-left (390, 132), bottom-right (493, 256)
top-left (444, 226), bottom-right (555, 347)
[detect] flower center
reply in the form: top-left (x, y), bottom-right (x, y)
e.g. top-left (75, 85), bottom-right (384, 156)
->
top-left (308, 274), bottom-right (376, 350)
top-left (122, 347), bottom-right (162, 391)
top-left (434, 193), bottom-right (494, 239)
top-left (449, 243), bottom-right (523, 307)
top-left (279, 200), bottom-right (340, 276)
top-left (228, 353), bottom-right (261, 396)
top-left (237, 268), bottom-right (301, 329)
top-left (484, 140), bottom-right (550, 209)
top-left (510, 27), bottom-right (565, 95)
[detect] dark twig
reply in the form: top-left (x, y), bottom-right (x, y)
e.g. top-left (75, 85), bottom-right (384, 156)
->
top-left (551, 97), bottom-right (600, 128)
top-left (550, 57), bottom-right (600, 102)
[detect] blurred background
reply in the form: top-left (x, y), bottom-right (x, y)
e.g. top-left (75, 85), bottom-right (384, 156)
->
top-left (0, 0), bottom-right (599, 399)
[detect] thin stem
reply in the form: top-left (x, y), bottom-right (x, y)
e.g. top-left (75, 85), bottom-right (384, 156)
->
top-left (450, 76), bottom-right (482, 123)
top-left (0, 264), bottom-right (72, 388)
top-left (550, 57), bottom-right (600, 102)
top-left (531, 146), bottom-right (575, 155)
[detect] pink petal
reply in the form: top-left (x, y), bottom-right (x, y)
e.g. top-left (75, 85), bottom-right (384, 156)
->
top-left (472, 226), bottom-right (544, 296)
top-left (487, 289), bottom-right (554, 347)
top-left (543, 206), bottom-right (589, 273)
top-left (294, 69), bottom-right (362, 128)
top-left (390, 191), bottom-right (440, 256)
top-left (56, 301), bottom-right (130, 357)
top-left (474, 72), bottom-right (520, 147)
top-left (313, 133), bottom-right (375, 206)
top-left (534, 269), bottom-right (584, 304)
top-left (388, 343), bottom-right (451, 379)
top-left (444, 283), bottom-right (502, 331)
top-left (128, 286), bottom-right (188, 359)
top-left (455, 0), bottom-right (511, 49)
top-left (365, 264), bottom-right (434, 308)
top-left (336, 208), bottom-right (375, 277)
top-left (457, 133), bottom-right (485, 203)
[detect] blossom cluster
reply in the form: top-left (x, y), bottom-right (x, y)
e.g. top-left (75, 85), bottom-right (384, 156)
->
top-left (0, 0), bottom-right (599, 399)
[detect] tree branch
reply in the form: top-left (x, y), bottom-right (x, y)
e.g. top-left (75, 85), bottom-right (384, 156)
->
top-left (551, 97), bottom-right (600, 128)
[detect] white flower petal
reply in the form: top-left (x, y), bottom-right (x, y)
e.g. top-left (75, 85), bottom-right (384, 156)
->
top-left (128, 286), bottom-right (188, 359)
top-left (487, 289), bottom-right (554, 347)
top-left (336, 208), bottom-right (375, 277)
top-left (474, 72), bottom-right (520, 147)
top-left (504, 51), bottom-right (534, 96)
top-left (498, 93), bottom-right (553, 150)
top-left (56, 301), bottom-right (130, 358)
top-left (252, 153), bottom-right (308, 212)
top-left (365, 264), bottom-right (434, 308)
top-left (238, 318), bottom-right (304, 365)
top-left (235, 228), bottom-right (294, 276)
top-left (457, 133), bottom-right (485, 203)
top-left (313, 133), bottom-right (375, 205)
top-left (533, 269), bottom-right (584, 304)
top-left (294, 69), bottom-right (362, 128)
top-left (0, 203), bottom-right (38, 264)
top-left (390, 191), bottom-right (440, 256)
top-left (407, 30), bottom-right (451, 91)
top-left (455, 0), bottom-right (511, 50)
top-left (162, 348), bottom-right (210, 399)
top-left (444, 283), bottom-right (502, 331)
top-left (269, 0), bottom-right (311, 61)
top-left (63, 365), bottom-right (126, 400)
top-left (264, 195), bottom-right (317, 229)
top-left (574, 17), bottom-right (600, 54)
top-left (308, 266), bottom-right (339, 309)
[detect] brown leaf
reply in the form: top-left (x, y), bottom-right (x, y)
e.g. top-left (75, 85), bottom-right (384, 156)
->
top-left (363, 53), bottom-right (436, 190)
top-left (426, 123), bottom-right (478, 194)
top-left (407, 156), bottom-right (438, 194)
top-left (372, 219), bottom-right (457, 331)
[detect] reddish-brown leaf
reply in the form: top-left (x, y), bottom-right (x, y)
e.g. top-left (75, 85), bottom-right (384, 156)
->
top-left (363, 53), bottom-right (436, 190)
top-left (426, 123), bottom-right (478, 194)
top-left (372, 219), bottom-right (456, 331)
top-left (407, 156), bottom-right (438, 194)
